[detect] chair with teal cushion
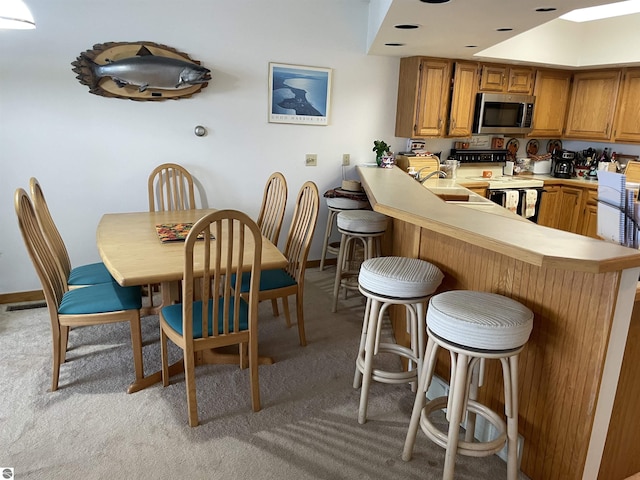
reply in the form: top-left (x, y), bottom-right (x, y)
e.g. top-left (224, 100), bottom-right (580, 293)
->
top-left (159, 209), bottom-right (263, 427)
top-left (29, 177), bottom-right (115, 288)
top-left (234, 181), bottom-right (319, 346)
top-left (15, 188), bottom-right (144, 393)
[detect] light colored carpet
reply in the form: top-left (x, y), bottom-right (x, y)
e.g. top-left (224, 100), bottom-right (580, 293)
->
top-left (0, 267), bottom-right (527, 479)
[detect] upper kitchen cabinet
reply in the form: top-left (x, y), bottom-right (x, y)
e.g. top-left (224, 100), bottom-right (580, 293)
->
top-left (564, 69), bottom-right (621, 140)
top-left (395, 57), bottom-right (452, 138)
top-left (613, 68), bottom-right (640, 144)
top-left (528, 69), bottom-right (572, 138)
top-left (447, 61), bottom-right (478, 137)
top-left (478, 64), bottom-right (534, 94)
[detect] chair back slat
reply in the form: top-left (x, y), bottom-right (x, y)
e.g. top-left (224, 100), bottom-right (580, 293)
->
top-left (283, 182), bottom-right (319, 281)
top-left (148, 163), bottom-right (196, 212)
top-left (29, 178), bottom-right (72, 282)
top-left (257, 172), bottom-right (288, 246)
top-left (182, 210), bottom-right (262, 342)
top-left (15, 189), bottom-right (68, 322)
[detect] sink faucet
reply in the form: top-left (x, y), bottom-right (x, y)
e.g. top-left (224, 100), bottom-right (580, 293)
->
top-left (416, 168), bottom-right (447, 183)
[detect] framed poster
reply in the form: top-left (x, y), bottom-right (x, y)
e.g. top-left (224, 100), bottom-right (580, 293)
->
top-left (268, 62), bottom-right (332, 125)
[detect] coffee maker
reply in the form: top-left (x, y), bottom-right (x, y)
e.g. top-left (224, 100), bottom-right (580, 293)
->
top-left (551, 149), bottom-right (575, 178)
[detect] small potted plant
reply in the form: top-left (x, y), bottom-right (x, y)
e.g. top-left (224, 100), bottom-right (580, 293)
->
top-left (373, 140), bottom-right (392, 167)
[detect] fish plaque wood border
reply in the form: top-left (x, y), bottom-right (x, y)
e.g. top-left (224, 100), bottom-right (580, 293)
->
top-left (72, 41), bottom-right (210, 101)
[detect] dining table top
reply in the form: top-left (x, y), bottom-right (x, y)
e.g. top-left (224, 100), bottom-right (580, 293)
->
top-left (97, 208), bottom-right (288, 287)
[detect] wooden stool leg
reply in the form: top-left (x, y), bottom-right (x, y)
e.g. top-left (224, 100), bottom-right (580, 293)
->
top-left (505, 355), bottom-right (519, 480)
top-left (443, 352), bottom-right (469, 480)
top-left (402, 337), bottom-right (439, 461)
top-left (358, 298), bottom-right (381, 424)
top-left (319, 209), bottom-right (337, 271)
top-left (353, 296), bottom-right (373, 388)
top-left (331, 232), bottom-right (348, 313)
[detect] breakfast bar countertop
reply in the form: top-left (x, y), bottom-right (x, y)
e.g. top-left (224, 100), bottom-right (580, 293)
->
top-left (357, 165), bottom-right (640, 273)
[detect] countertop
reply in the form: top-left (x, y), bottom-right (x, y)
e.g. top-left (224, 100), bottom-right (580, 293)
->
top-left (357, 165), bottom-right (640, 273)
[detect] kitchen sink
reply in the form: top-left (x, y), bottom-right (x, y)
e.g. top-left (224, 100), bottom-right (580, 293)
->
top-left (425, 186), bottom-right (494, 205)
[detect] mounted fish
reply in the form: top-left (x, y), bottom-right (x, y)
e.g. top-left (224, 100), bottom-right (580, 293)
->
top-left (72, 41), bottom-right (211, 101)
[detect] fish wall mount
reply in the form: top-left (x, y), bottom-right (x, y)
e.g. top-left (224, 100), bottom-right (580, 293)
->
top-left (72, 41), bottom-right (211, 101)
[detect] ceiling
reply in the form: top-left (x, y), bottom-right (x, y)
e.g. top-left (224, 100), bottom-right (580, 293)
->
top-left (367, 0), bottom-right (640, 68)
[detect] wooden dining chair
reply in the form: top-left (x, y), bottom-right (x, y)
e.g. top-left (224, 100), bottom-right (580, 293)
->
top-left (147, 162), bottom-right (196, 212)
top-left (29, 177), bottom-right (115, 288)
top-left (257, 172), bottom-right (288, 247)
top-left (15, 188), bottom-right (144, 392)
top-left (145, 163), bottom-right (196, 313)
top-left (159, 210), bottom-right (263, 427)
top-left (235, 181), bottom-right (319, 346)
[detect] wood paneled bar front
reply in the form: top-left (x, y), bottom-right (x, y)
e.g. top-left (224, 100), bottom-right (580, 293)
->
top-left (357, 165), bottom-right (640, 480)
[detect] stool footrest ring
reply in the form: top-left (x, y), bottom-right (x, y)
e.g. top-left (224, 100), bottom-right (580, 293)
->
top-left (420, 396), bottom-right (507, 458)
top-left (355, 343), bottom-right (419, 385)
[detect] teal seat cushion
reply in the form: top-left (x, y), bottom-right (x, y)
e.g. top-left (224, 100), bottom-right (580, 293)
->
top-left (58, 282), bottom-right (141, 315)
top-left (161, 297), bottom-right (249, 338)
top-left (232, 269), bottom-right (296, 293)
top-left (68, 262), bottom-right (116, 286)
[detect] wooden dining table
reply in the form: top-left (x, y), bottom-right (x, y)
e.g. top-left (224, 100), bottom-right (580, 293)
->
top-left (96, 208), bottom-right (288, 393)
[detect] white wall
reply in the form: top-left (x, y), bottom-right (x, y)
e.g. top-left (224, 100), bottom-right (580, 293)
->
top-left (0, 0), bottom-right (401, 294)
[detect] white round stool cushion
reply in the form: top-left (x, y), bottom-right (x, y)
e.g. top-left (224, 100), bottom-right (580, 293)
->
top-left (428, 291), bottom-right (533, 351)
top-left (337, 210), bottom-right (387, 234)
top-left (359, 256), bottom-right (444, 298)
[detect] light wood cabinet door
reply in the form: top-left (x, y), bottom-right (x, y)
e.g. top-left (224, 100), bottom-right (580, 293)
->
top-left (507, 67), bottom-right (534, 94)
top-left (613, 68), bottom-right (640, 144)
top-left (579, 189), bottom-right (599, 238)
top-left (479, 64), bottom-right (506, 92)
top-left (556, 186), bottom-right (584, 233)
top-left (537, 185), bottom-right (560, 228)
top-left (529, 69), bottom-right (572, 138)
top-left (448, 62), bottom-right (478, 137)
top-left (395, 57), bottom-right (452, 138)
top-left (565, 69), bottom-right (621, 140)
top-left (479, 64), bottom-right (533, 94)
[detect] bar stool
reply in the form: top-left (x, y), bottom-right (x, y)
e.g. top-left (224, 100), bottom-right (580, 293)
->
top-left (331, 210), bottom-right (388, 313)
top-left (320, 189), bottom-right (370, 271)
top-left (402, 290), bottom-right (534, 480)
top-left (354, 256), bottom-right (444, 424)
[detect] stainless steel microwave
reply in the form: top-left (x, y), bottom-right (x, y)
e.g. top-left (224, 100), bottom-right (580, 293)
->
top-left (472, 93), bottom-right (535, 135)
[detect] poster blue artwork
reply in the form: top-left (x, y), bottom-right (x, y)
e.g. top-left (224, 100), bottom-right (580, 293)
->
top-left (269, 63), bottom-right (332, 125)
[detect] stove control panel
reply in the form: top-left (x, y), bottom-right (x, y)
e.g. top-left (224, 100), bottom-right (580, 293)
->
top-left (450, 149), bottom-right (508, 164)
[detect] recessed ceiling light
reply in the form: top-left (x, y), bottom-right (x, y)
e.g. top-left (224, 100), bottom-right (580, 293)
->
top-left (496, 28), bottom-right (513, 32)
top-left (561, 0), bottom-right (640, 22)
top-left (536, 7), bottom-right (557, 13)
top-left (419, 0), bottom-right (450, 3)
top-left (465, 45), bottom-right (478, 48)
top-left (385, 43), bottom-right (406, 47)
top-left (394, 24), bottom-right (420, 29)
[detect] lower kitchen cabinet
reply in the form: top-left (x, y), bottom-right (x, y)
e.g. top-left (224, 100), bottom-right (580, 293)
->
top-left (538, 185), bottom-right (560, 228)
top-left (540, 182), bottom-right (599, 238)
top-left (579, 189), bottom-right (599, 238)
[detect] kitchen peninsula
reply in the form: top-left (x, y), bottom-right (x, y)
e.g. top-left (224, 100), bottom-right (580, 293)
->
top-left (357, 165), bottom-right (640, 480)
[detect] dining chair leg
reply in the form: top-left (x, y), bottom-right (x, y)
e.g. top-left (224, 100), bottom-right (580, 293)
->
top-left (129, 313), bottom-right (144, 381)
top-left (60, 325), bottom-right (69, 364)
top-left (296, 290), bottom-right (307, 346)
top-left (51, 328), bottom-right (62, 392)
top-left (184, 348), bottom-right (199, 427)
top-left (249, 336), bottom-right (261, 412)
top-left (271, 298), bottom-right (280, 317)
top-left (282, 296), bottom-right (292, 328)
top-left (160, 329), bottom-right (170, 387)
